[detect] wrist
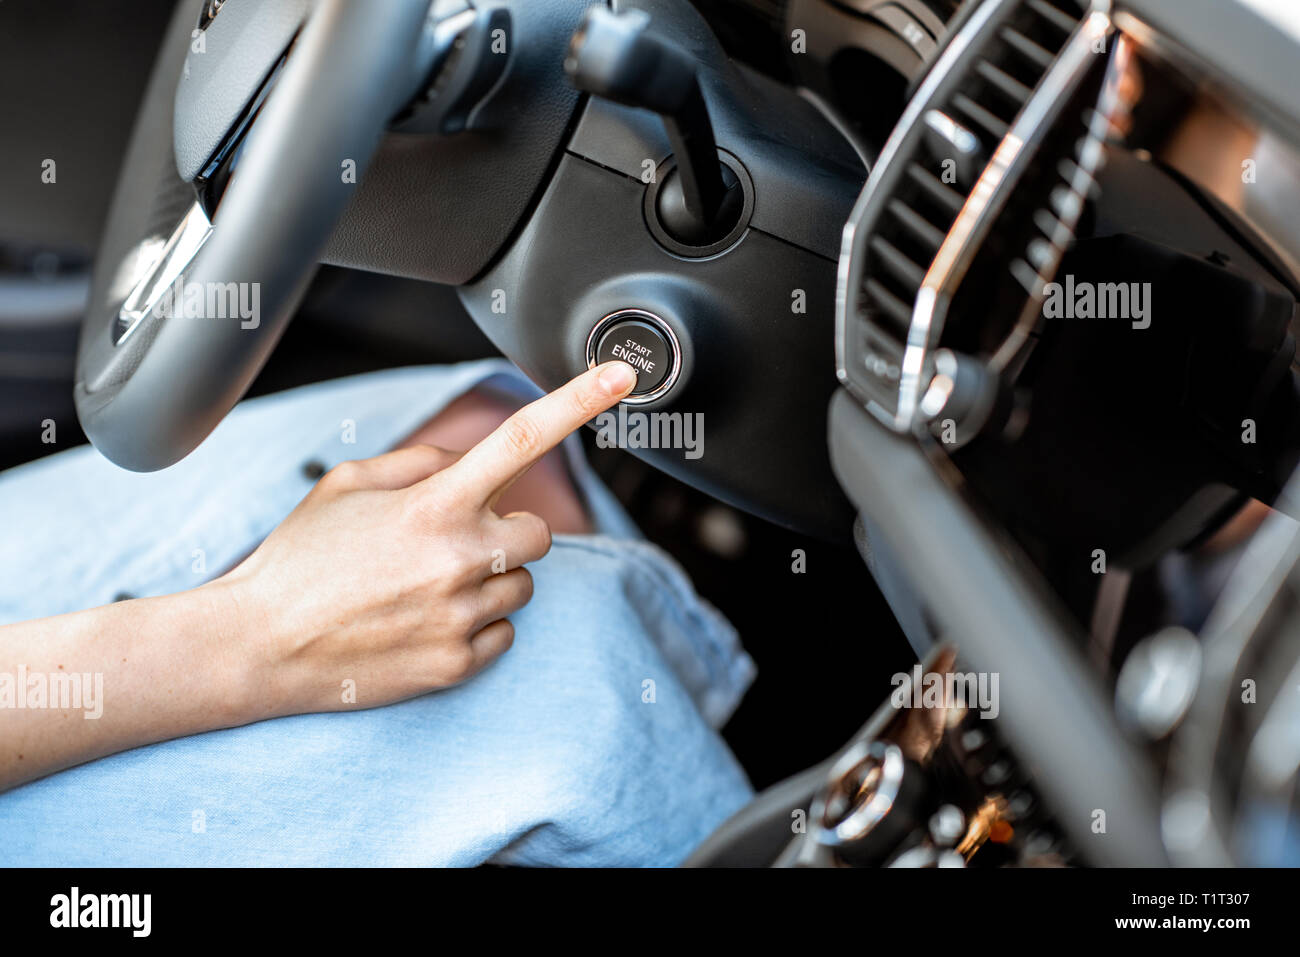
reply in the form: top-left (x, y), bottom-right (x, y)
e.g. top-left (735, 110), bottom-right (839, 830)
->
top-left (190, 571), bottom-right (286, 727)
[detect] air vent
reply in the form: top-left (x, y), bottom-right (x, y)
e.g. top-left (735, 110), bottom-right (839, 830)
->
top-left (997, 97), bottom-right (1120, 365)
top-left (837, 0), bottom-right (1102, 431)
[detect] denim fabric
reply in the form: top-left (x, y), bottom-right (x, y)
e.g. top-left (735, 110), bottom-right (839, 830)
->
top-left (0, 360), bottom-right (755, 865)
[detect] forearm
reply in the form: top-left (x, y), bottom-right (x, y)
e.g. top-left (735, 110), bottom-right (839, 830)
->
top-left (0, 365), bottom-right (635, 794)
top-left (0, 577), bottom-right (262, 791)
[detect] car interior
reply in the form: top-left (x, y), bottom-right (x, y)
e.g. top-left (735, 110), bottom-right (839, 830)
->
top-left (1, 0), bottom-right (1298, 868)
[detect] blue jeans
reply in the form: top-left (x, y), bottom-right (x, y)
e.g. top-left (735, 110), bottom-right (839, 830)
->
top-left (0, 360), bottom-right (755, 865)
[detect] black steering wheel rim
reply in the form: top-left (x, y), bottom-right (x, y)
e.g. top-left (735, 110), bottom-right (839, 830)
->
top-left (75, 0), bottom-right (432, 471)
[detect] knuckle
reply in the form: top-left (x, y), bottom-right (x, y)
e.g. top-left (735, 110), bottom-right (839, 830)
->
top-left (511, 512), bottom-right (550, 556)
top-left (323, 460), bottom-right (363, 489)
top-left (419, 444), bottom-right (459, 473)
top-left (568, 386), bottom-right (600, 423)
top-left (500, 414), bottom-right (543, 461)
top-left (494, 620), bottom-right (516, 654)
top-left (446, 600), bottom-right (478, 639)
top-left (529, 516), bottom-right (553, 557)
top-left (437, 643), bottom-right (478, 682)
top-left (457, 549), bottom-right (490, 583)
top-left (465, 527), bottom-right (495, 569)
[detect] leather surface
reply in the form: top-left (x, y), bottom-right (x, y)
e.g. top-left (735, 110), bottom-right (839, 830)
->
top-left (319, 0), bottom-right (595, 286)
top-left (172, 0), bottom-right (311, 182)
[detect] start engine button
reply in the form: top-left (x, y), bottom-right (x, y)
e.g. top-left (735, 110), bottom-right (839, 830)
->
top-left (597, 320), bottom-right (669, 392)
top-left (586, 309), bottom-right (681, 403)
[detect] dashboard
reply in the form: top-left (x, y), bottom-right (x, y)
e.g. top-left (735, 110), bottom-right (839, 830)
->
top-left (824, 0), bottom-right (1300, 865)
top-left (836, 0), bottom-right (1300, 568)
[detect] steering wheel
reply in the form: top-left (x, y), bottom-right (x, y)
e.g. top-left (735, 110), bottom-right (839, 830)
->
top-left (74, 0), bottom-right (866, 538)
top-left (75, 0), bottom-right (435, 471)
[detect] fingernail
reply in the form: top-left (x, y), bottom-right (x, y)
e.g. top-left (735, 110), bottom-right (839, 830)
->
top-left (598, 360), bottom-right (637, 395)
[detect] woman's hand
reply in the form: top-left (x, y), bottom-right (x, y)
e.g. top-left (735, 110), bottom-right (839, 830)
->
top-left (224, 361), bottom-right (638, 718)
top-left (0, 362), bottom-right (636, 791)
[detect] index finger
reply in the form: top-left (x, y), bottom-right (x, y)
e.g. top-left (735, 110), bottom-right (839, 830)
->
top-left (438, 361), bottom-right (638, 507)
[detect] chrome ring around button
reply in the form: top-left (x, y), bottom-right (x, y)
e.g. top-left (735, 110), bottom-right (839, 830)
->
top-left (585, 308), bottom-right (682, 405)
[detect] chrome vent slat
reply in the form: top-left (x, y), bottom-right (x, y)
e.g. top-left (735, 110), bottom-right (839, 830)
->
top-left (1048, 184), bottom-right (1084, 221)
top-left (863, 279), bottom-right (915, 329)
top-left (1057, 157), bottom-right (1100, 196)
top-left (1009, 257), bottom-right (1043, 295)
top-left (975, 59), bottom-right (1034, 106)
top-left (988, 31), bottom-right (1132, 373)
top-left (906, 163), bottom-right (967, 216)
top-left (888, 199), bottom-right (947, 251)
top-left (1025, 236), bottom-right (1055, 269)
top-left (1033, 206), bottom-right (1072, 247)
top-left (1026, 0), bottom-right (1079, 34)
top-left (869, 236), bottom-right (928, 292)
top-left (1000, 26), bottom-right (1056, 70)
top-left (952, 92), bottom-right (1011, 141)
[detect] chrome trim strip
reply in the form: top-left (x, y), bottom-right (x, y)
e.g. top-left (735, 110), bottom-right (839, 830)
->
top-left (835, 0), bottom-right (1015, 428)
top-left (992, 32), bottom-right (1133, 370)
top-left (836, 0), bottom-right (1114, 431)
top-left (812, 740), bottom-right (906, 848)
top-left (898, 6), bottom-right (1113, 425)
